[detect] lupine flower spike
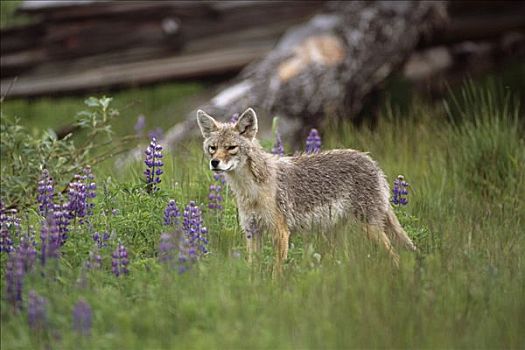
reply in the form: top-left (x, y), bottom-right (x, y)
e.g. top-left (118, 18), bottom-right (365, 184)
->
top-left (72, 299), bottom-right (92, 336)
top-left (40, 215), bottom-right (61, 266)
top-left (392, 175), bottom-right (409, 206)
top-left (68, 166), bottom-right (96, 221)
top-left (37, 169), bottom-right (54, 217)
top-left (54, 199), bottom-right (71, 246)
top-left (27, 291), bottom-right (47, 331)
top-left (164, 200), bottom-right (181, 226)
top-left (84, 166), bottom-right (97, 215)
top-left (208, 175), bottom-right (224, 210)
top-left (112, 241), bottom-right (129, 277)
top-left (5, 251), bottom-right (24, 309)
top-left (306, 128), bottom-right (322, 154)
top-left (159, 232), bottom-right (176, 265)
top-left (1, 203), bottom-right (20, 253)
top-left (92, 231), bottom-right (109, 248)
top-left (183, 201), bottom-right (209, 256)
top-left (144, 137), bottom-right (164, 192)
top-left (18, 232), bottom-right (37, 272)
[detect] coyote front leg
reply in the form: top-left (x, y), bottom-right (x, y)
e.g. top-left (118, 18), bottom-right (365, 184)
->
top-left (244, 215), bottom-right (262, 263)
top-left (273, 214), bottom-right (290, 274)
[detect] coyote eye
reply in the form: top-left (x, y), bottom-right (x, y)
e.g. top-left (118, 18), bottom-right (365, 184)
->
top-left (226, 145), bottom-right (238, 152)
top-left (208, 145), bottom-right (217, 153)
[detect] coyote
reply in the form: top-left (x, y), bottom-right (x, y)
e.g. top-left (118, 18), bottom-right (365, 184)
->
top-left (197, 108), bottom-right (416, 271)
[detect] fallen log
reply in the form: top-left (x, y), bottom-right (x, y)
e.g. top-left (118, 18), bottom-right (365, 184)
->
top-left (190, 1), bottom-right (447, 144)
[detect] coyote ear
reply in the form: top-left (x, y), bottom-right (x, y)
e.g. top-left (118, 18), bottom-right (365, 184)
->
top-left (196, 110), bottom-right (219, 138)
top-left (235, 108), bottom-right (258, 140)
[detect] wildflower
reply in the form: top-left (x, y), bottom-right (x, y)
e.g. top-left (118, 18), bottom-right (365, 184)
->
top-left (18, 232), bottom-right (38, 272)
top-left (305, 128), bottom-right (322, 154)
top-left (164, 200), bottom-right (181, 226)
top-left (0, 204), bottom-right (20, 253)
top-left (37, 169), bottom-right (54, 217)
top-left (177, 234), bottom-right (198, 274)
top-left (40, 215), bottom-right (61, 266)
top-left (72, 299), bottom-right (92, 336)
top-left (208, 176), bottom-right (224, 210)
top-left (144, 137), bottom-right (164, 192)
top-left (27, 290), bottom-right (47, 331)
top-left (134, 114), bottom-right (146, 137)
top-left (53, 200), bottom-right (70, 245)
top-left (183, 201), bottom-right (209, 255)
top-left (84, 166), bottom-right (97, 215)
top-left (68, 167), bottom-right (96, 220)
top-left (92, 231), bottom-right (109, 249)
top-left (5, 250), bottom-right (24, 309)
top-left (68, 175), bottom-right (87, 218)
top-left (392, 175), bottom-right (409, 206)
top-left (272, 132), bottom-right (284, 157)
top-left (159, 232), bottom-right (176, 265)
top-left (112, 242), bottom-right (129, 277)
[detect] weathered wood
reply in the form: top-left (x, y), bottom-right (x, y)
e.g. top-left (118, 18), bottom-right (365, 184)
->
top-left (192, 1), bottom-right (447, 143)
top-left (2, 0), bottom-right (524, 99)
top-left (1, 45), bottom-right (272, 97)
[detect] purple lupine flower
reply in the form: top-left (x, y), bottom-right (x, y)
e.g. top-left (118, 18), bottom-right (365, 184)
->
top-left (271, 131), bottom-right (284, 157)
top-left (177, 233), bottom-right (198, 274)
top-left (84, 166), bottom-right (97, 216)
top-left (27, 290), bottom-right (47, 331)
top-left (305, 128), bottom-right (322, 154)
top-left (392, 175), bottom-right (409, 206)
top-left (37, 169), bottom-right (54, 217)
top-left (0, 204), bottom-right (20, 253)
top-left (229, 113), bottom-right (239, 124)
top-left (208, 175), bottom-right (224, 210)
top-left (68, 175), bottom-right (87, 219)
top-left (183, 201), bottom-right (208, 255)
top-left (18, 232), bottom-right (38, 272)
top-left (144, 137), bottom-right (164, 192)
top-left (92, 231), bottom-right (109, 249)
top-left (72, 299), bottom-right (92, 336)
top-left (134, 114), bottom-right (146, 137)
top-left (112, 242), bottom-right (129, 277)
top-left (53, 200), bottom-right (70, 245)
top-left (68, 167), bottom-right (96, 220)
top-left (164, 200), bottom-right (181, 226)
top-left (159, 232), bottom-right (176, 265)
top-left (40, 215), bottom-right (61, 266)
top-left (148, 127), bottom-right (164, 141)
top-left (5, 250), bottom-right (25, 309)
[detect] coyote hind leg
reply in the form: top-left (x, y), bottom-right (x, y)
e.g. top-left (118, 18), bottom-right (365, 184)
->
top-left (363, 224), bottom-right (400, 267)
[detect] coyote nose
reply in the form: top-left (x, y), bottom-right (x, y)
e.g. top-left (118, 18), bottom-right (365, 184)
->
top-left (211, 159), bottom-right (220, 168)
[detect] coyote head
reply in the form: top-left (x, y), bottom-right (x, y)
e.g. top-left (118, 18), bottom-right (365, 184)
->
top-left (197, 108), bottom-right (258, 173)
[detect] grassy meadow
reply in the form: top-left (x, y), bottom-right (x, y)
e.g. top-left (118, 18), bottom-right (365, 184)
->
top-left (0, 77), bottom-right (524, 350)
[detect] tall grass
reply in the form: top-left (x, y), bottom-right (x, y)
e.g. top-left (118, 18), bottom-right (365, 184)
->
top-left (1, 82), bottom-right (524, 349)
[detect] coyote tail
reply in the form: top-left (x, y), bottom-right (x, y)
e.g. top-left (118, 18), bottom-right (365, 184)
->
top-left (384, 208), bottom-right (417, 252)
